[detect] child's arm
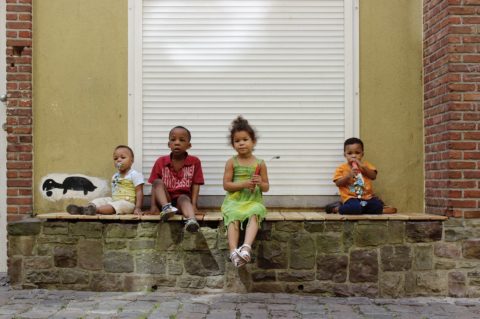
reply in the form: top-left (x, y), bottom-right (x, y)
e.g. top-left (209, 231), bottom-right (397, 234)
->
top-left (134, 184), bottom-right (144, 215)
top-left (223, 158), bottom-right (254, 192)
top-left (191, 183), bottom-right (200, 212)
top-left (334, 172), bottom-right (354, 187)
top-left (352, 159), bottom-right (377, 180)
top-left (252, 161), bottom-right (269, 192)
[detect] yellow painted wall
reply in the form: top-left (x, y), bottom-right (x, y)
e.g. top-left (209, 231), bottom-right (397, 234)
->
top-left (33, 0), bottom-right (127, 213)
top-left (33, 0), bottom-right (424, 213)
top-left (360, 0), bottom-right (424, 212)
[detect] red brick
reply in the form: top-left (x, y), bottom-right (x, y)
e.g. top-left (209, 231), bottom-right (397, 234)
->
top-left (464, 171), bottom-right (480, 179)
top-left (465, 190), bottom-right (480, 198)
top-left (448, 200), bottom-right (477, 208)
top-left (464, 211), bottom-right (480, 219)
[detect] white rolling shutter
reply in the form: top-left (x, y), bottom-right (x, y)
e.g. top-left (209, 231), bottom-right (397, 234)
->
top-left (134, 0), bottom-right (357, 196)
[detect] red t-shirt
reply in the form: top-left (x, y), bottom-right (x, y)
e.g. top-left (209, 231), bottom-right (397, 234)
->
top-left (148, 153), bottom-right (204, 200)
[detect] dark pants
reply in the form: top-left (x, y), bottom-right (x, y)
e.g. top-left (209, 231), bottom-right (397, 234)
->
top-left (339, 197), bottom-right (383, 215)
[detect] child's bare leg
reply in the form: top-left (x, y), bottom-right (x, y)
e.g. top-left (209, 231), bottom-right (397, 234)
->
top-left (176, 195), bottom-right (195, 219)
top-left (150, 179), bottom-right (170, 213)
top-left (243, 215), bottom-right (258, 247)
top-left (95, 205), bottom-right (115, 215)
top-left (227, 221), bottom-right (240, 252)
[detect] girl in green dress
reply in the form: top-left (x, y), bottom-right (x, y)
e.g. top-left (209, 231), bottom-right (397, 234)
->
top-left (222, 116), bottom-right (269, 268)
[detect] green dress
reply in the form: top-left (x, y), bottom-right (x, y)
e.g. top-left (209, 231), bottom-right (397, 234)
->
top-left (222, 156), bottom-right (267, 228)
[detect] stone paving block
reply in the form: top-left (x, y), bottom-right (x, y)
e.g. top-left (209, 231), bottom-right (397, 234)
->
top-left (240, 313), bottom-right (268, 319)
top-left (182, 302), bottom-right (210, 314)
top-left (268, 310), bottom-right (301, 319)
top-left (176, 312), bottom-right (207, 319)
top-left (206, 310), bottom-right (237, 319)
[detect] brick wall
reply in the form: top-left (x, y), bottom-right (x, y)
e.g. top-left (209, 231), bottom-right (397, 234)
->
top-left (424, 0), bottom-right (480, 218)
top-left (5, 0), bottom-right (33, 221)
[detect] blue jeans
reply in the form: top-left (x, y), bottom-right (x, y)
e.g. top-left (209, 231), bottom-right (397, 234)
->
top-left (339, 197), bottom-right (383, 215)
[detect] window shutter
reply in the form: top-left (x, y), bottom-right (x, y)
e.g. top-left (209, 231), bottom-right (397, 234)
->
top-left (141, 0), bottom-right (355, 195)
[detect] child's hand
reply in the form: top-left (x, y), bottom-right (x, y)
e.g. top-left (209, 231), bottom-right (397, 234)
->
top-left (134, 208), bottom-right (143, 215)
top-left (252, 174), bottom-right (262, 185)
top-left (350, 159), bottom-right (362, 175)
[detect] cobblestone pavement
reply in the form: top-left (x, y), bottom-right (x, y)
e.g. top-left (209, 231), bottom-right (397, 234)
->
top-left (1, 277), bottom-right (480, 319)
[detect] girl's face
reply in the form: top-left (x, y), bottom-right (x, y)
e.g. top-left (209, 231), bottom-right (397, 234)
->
top-left (232, 130), bottom-right (255, 156)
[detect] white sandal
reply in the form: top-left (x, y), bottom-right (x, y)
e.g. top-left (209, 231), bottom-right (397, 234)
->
top-left (238, 244), bottom-right (252, 263)
top-left (230, 249), bottom-right (246, 268)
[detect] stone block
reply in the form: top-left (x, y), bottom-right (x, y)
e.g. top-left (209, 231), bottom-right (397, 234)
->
top-left (69, 222), bottom-right (103, 238)
top-left (289, 232), bottom-right (315, 269)
top-left (8, 236), bottom-right (35, 256)
top-left (463, 239), bottom-right (480, 259)
top-left (206, 276), bottom-right (225, 289)
top-left (445, 228), bottom-right (475, 242)
top-left (251, 271), bottom-right (276, 282)
top-left (257, 241), bottom-right (287, 269)
top-left (53, 246), bottom-right (77, 268)
top-left (271, 231), bottom-right (291, 242)
top-left (277, 270), bottom-right (315, 282)
top-left (380, 245), bottom-right (412, 271)
top-left (7, 219), bottom-right (41, 236)
top-left (135, 252), bottom-right (166, 274)
top-left (37, 235), bottom-right (77, 245)
top-left (129, 239), bottom-right (155, 250)
top-left (316, 233), bottom-right (343, 254)
top-left (406, 271), bottom-right (448, 295)
top-left (182, 231), bottom-right (211, 251)
top-left (78, 239), bottom-right (103, 270)
top-left (200, 227), bottom-right (218, 250)
top-left (90, 273), bottom-right (124, 291)
top-left (316, 254), bottom-right (347, 282)
top-left (324, 221), bottom-right (344, 232)
top-left (104, 251), bottom-right (134, 273)
top-left (349, 249), bottom-right (378, 283)
top-left (435, 260), bottom-right (456, 270)
top-left (124, 274), bottom-right (176, 291)
top-left (275, 221), bottom-right (303, 232)
top-left (24, 256), bottom-right (52, 270)
top-left (157, 223), bottom-right (183, 251)
top-left (448, 271), bottom-right (466, 297)
top-left (167, 253), bottom-right (184, 275)
top-left (298, 281), bottom-right (333, 294)
top-left (105, 223), bottom-right (137, 238)
top-left (354, 222), bottom-right (388, 246)
top-left (343, 221), bottom-right (354, 251)
top-left (25, 269), bottom-right (60, 284)
top-left (105, 239), bottom-right (127, 250)
top-left (59, 269), bottom-right (90, 285)
top-left (379, 272), bottom-right (404, 298)
top-left (184, 251), bottom-right (224, 276)
top-left (7, 257), bottom-right (23, 285)
top-left (406, 221), bottom-right (442, 243)
top-left (304, 222), bottom-right (324, 233)
top-left (43, 222), bottom-right (69, 235)
top-left (413, 245), bottom-right (433, 270)
top-left (387, 221), bottom-right (405, 244)
top-left (434, 242), bottom-right (461, 259)
top-left (251, 282), bottom-right (285, 293)
top-left (178, 276), bottom-right (207, 289)
top-left (137, 222), bottom-right (158, 238)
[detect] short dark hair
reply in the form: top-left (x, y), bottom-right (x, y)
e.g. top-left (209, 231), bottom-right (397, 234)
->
top-left (170, 126), bottom-right (191, 141)
top-left (229, 116), bottom-right (257, 146)
top-left (115, 145), bottom-right (134, 160)
top-left (344, 137), bottom-right (364, 151)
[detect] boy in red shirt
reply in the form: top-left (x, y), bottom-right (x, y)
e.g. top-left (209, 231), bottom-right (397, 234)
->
top-left (149, 126), bottom-right (204, 232)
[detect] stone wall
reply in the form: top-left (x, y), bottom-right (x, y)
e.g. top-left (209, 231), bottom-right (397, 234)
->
top-left (7, 219), bottom-right (480, 297)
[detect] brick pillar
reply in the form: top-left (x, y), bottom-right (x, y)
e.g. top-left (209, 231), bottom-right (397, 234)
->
top-left (424, 0), bottom-right (480, 218)
top-left (5, 0), bottom-right (33, 221)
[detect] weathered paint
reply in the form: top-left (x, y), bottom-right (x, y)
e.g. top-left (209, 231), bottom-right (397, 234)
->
top-left (360, 0), bottom-right (424, 212)
top-left (33, 0), bottom-right (424, 213)
top-left (40, 174), bottom-right (109, 201)
top-left (33, 0), bottom-right (127, 213)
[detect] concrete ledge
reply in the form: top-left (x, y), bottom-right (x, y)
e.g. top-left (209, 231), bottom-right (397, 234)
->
top-left (35, 211), bottom-right (448, 222)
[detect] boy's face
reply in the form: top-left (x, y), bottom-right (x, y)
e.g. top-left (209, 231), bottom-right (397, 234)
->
top-left (113, 147), bottom-right (133, 173)
top-left (344, 143), bottom-right (364, 163)
top-left (168, 128), bottom-right (191, 156)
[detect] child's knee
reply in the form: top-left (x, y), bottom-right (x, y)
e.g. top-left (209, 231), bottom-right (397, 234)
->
top-left (152, 179), bottom-right (165, 189)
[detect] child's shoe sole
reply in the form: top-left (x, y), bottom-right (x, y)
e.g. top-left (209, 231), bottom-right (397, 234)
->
top-left (184, 219), bottom-right (200, 233)
top-left (160, 210), bottom-right (175, 222)
top-left (66, 204), bottom-right (84, 215)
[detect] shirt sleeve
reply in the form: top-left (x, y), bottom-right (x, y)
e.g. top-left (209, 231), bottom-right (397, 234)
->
top-left (131, 170), bottom-right (145, 187)
top-left (332, 164), bottom-right (347, 182)
top-left (148, 158), bottom-right (163, 184)
top-left (192, 158), bottom-right (205, 185)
